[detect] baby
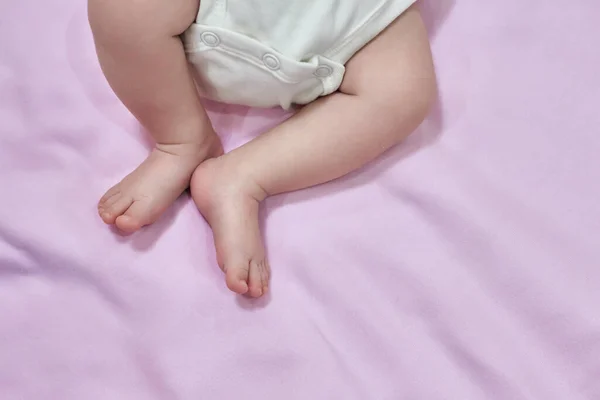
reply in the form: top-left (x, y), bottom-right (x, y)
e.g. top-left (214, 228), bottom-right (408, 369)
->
top-left (89, 0), bottom-right (436, 297)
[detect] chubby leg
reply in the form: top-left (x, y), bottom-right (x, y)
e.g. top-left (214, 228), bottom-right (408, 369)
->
top-left (191, 5), bottom-right (436, 297)
top-left (89, 0), bottom-right (222, 233)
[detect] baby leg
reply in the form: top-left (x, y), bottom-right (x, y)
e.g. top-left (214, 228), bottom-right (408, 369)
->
top-left (89, 0), bottom-right (222, 233)
top-left (190, 5), bottom-right (436, 297)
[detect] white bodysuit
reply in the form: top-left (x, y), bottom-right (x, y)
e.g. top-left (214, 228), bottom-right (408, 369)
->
top-left (183, 0), bottom-right (416, 109)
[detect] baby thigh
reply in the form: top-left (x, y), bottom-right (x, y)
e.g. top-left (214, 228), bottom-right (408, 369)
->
top-left (340, 5), bottom-right (437, 123)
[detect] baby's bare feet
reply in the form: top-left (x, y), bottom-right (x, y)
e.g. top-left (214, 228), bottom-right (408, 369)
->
top-left (190, 158), bottom-right (270, 297)
top-left (98, 138), bottom-right (222, 233)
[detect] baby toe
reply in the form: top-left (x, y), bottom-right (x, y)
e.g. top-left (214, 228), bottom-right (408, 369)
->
top-left (115, 200), bottom-right (154, 233)
top-left (225, 262), bottom-right (250, 295)
top-left (98, 190), bottom-right (123, 211)
top-left (99, 185), bottom-right (122, 205)
top-left (248, 259), bottom-right (270, 298)
top-left (100, 196), bottom-right (133, 224)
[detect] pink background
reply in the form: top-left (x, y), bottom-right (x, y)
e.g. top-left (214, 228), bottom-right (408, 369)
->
top-left (1, 0), bottom-right (599, 398)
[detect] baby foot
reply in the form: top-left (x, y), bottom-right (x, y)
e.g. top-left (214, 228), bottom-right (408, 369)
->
top-left (190, 158), bottom-right (270, 297)
top-left (98, 139), bottom-right (222, 233)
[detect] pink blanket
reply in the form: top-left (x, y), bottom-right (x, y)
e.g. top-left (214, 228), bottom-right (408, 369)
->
top-left (1, 0), bottom-right (599, 398)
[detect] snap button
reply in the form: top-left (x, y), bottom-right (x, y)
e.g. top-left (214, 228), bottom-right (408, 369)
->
top-left (262, 53), bottom-right (281, 71)
top-left (201, 32), bottom-right (220, 47)
top-left (314, 65), bottom-right (333, 78)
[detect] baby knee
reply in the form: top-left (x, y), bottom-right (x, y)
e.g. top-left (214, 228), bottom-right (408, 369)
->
top-left (88, 0), bottom-right (198, 39)
top-left (87, 0), bottom-right (130, 39)
top-left (411, 75), bottom-right (437, 119)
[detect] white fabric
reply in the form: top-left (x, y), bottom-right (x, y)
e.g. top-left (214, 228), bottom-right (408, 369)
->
top-left (183, 0), bottom-right (416, 109)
